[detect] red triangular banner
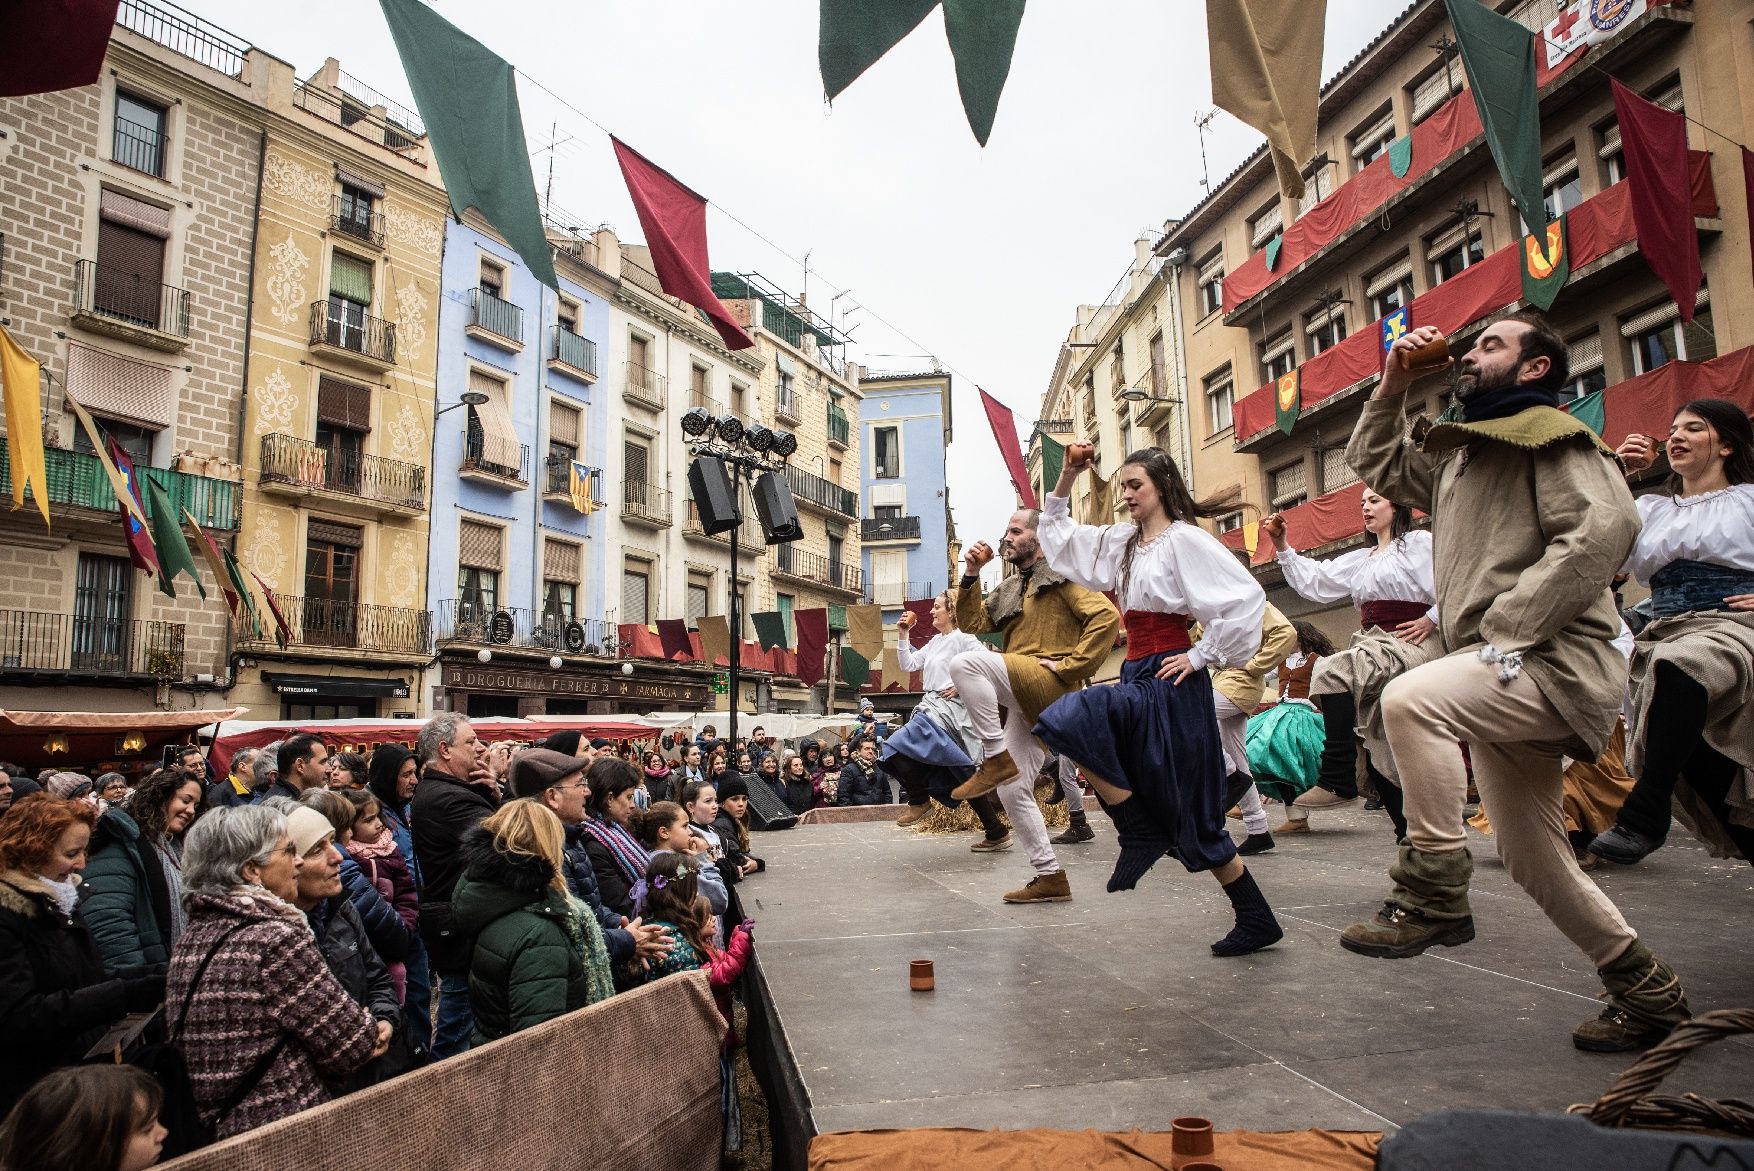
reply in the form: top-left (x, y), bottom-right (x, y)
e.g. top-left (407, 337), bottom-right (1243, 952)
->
top-left (978, 388), bottom-right (1038, 509)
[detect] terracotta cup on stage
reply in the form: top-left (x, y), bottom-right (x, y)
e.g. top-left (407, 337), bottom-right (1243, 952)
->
top-left (1182, 1164), bottom-right (1224, 1171)
top-left (1402, 331), bottom-right (1452, 376)
top-left (909, 960), bottom-right (935, 991)
top-left (1171, 1116), bottom-right (1215, 1166)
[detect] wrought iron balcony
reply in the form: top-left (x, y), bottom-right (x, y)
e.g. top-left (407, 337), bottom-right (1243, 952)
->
top-left (683, 500), bottom-right (766, 550)
top-left (0, 438), bottom-right (238, 530)
top-left (827, 401), bottom-right (850, 449)
top-left (550, 327), bottom-right (597, 377)
top-left (622, 481), bottom-right (673, 528)
top-left (461, 429), bottom-right (530, 487)
top-left (783, 464), bottom-right (857, 519)
top-left (773, 545), bottom-right (864, 595)
top-left (1033, 418), bottom-right (1074, 434)
top-left (308, 300), bottom-right (397, 366)
top-left (775, 387), bottom-right (800, 424)
top-left (624, 361), bottom-right (667, 411)
top-left (543, 457), bottom-right (604, 510)
top-left (865, 579), bottom-right (935, 607)
top-left (330, 194), bottom-right (386, 248)
top-left (0, 608), bottom-right (185, 679)
top-left (259, 434), bottom-right (426, 514)
top-left (435, 600), bottom-right (615, 655)
top-left (237, 594), bottom-right (430, 656)
top-left (116, 0), bottom-right (248, 78)
top-left (73, 259), bottom-right (189, 346)
top-left (468, 288), bottom-right (524, 349)
top-left (861, 515), bottom-right (920, 541)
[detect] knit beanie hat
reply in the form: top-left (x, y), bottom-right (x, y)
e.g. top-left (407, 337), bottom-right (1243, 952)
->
top-left (509, 748), bottom-right (590, 800)
top-left (539, 729), bottom-right (583, 756)
top-left (286, 806), bottom-right (335, 856)
top-left (45, 772), bottom-right (94, 800)
top-left (716, 775), bottom-right (750, 801)
top-left (588, 738), bottom-right (612, 751)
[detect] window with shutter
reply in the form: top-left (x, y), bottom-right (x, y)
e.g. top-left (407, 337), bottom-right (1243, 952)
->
top-left (1320, 445), bottom-right (1359, 493)
top-left (624, 438), bottom-right (650, 490)
top-left (1269, 460), bottom-right (1308, 510)
top-left (1260, 331), bottom-right (1296, 383)
top-left (316, 376), bottom-right (372, 432)
top-left (330, 253), bottom-right (374, 306)
top-left (95, 219), bottom-right (168, 327)
top-left (458, 520), bottom-right (504, 570)
top-left (1249, 202), bottom-right (1283, 249)
top-left (622, 562), bottom-right (650, 625)
top-left (1409, 59), bottom-right (1463, 124)
top-left (549, 399), bottom-right (581, 447)
top-left (1204, 368), bottom-right (1234, 436)
top-left (686, 572), bottom-right (711, 625)
top-left (543, 538), bottom-right (581, 583)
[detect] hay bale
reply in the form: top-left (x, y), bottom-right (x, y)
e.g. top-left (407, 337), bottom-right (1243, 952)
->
top-left (908, 782), bottom-right (1069, 834)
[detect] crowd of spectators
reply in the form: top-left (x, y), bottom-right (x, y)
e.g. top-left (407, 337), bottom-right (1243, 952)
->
top-left (0, 707), bottom-right (895, 1166)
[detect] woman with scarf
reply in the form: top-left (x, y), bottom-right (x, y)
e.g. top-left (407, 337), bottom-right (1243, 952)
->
top-left (364, 743), bottom-right (429, 1048)
top-left (1035, 446), bottom-right (1282, 957)
top-left (1589, 399), bottom-right (1754, 867)
top-left (450, 800), bottom-right (614, 1045)
top-left (579, 758), bottom-right (651, 918)
top-left (79, 766), bottom-right (203, 974)
top-left (642, 751), bottom-right (675, 806)
top-left (1264, 487), bottom-right (1441, 839)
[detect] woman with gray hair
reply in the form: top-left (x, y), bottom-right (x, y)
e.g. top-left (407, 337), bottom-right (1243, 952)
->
top-left (167, 806), bottom-right (385, 1138)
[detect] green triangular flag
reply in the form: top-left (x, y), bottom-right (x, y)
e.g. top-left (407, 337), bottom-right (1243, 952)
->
top-left (1274, 369), bottom-right (1301, 436)
top-left (840, 646), bottom-right (870, 688)
top-left (827, 604), bottom-right (848, 632)
top-left (752, 610), bottom-right (789, 651)
top-left (942, 0), bottom-right (1026, 146)
top-left (1264, 233), bottom-right (1284, 271)
top-left (1444, 0), bottom-right (1546, 240)
top-left (1039, 433), bottom-right (1065, 501)
top-left (819, 0), bottom-right (937, 99)
top-left (1520, 213), bottom-right (1569, 311)
top-left (141, 475), bottom-right (204, 599)
top-left (1566, 387), bottom-right (1605, 435)
top-left (1388, 135), bottom-right (1413, 178)
top-left (380, 0), bottom-right (559, 289)
top-left (220, 543), bottom-right (263, 639)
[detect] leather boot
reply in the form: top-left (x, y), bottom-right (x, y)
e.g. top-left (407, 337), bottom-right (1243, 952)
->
top-left (1573, 939), bottom-right (1691, 1052)
top-left (1341, 843), bottom-right (1476, 959)
top-left (896, 803), bottom-right (931, 828)
top-left (1002, 869), bottom-right (1071, 904)
top-left (1052, 810), bottom-right (1094, 844)
top-left (951, 750), bottom-right (1018, 801)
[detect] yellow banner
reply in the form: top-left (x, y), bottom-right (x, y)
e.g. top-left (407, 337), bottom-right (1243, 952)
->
top-left (64, 392), bottom-right (147, 527)
top-left (0, 326), bottom-right (50, 528)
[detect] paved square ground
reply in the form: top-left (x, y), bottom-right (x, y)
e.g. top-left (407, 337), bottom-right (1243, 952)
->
top-left (742, 806), bottom-right (1754, 1134)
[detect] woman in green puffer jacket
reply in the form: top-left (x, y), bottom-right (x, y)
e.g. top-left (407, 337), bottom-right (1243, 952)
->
top-left (450, 800), bottom-right (614, 1047)
top-left (79, 769), bottom-right (205, 973)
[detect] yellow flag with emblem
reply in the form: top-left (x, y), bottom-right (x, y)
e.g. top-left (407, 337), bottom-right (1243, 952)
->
top-left (0, 326), bottom-right (50, 528)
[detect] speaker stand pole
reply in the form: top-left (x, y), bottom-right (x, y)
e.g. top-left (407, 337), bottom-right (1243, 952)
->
top-left (728, 493), bottom-right (741, 748)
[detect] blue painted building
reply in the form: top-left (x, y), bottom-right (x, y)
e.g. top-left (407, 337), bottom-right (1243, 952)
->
top-left (428, 214), bottom-right (619, 717)
top-left (857, 371), bottom-right (954, 618)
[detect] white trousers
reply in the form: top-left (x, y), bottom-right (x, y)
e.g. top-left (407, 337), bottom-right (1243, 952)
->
top-left (948, 652), bottom-right (1061, 876)
top-left (1215, 691), bottom-right (1268, 836)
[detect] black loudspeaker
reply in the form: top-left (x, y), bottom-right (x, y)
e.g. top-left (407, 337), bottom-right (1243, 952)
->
top-left (752, 469), bottom-right (803, 544)
top-left (744, 774), bottom-right (798, 830)
top-left (687, 456), bottom-right (738, 534)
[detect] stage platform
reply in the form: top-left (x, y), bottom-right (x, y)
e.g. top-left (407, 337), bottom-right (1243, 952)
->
top-left (741, 805), bottom-right (1754, 1165)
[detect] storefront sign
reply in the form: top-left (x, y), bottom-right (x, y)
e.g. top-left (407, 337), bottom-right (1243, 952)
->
top-left (441, 663), bottom-right (710, 705)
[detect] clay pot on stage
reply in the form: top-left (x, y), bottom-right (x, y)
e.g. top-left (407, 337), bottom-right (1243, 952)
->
top-left (909, 960), bottom-right (934, 991)
top-left (1170, 1116), bottom-right (1214, 1167)
top-left (1182, 1163), bottom-right (1224, 1171)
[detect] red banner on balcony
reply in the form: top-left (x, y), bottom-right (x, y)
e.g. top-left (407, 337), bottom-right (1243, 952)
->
top-left (1231, 155), bottom-right (1717, 441)
top-left (106, 437), bottom-right (159, 576)
top-left (250, 569), bottom-right (292, 650)
top-left (656, 619), bottom-right (694, 662)
top-left (1613, 79), bottom-right (1702, 323)
top-left (901, 598), bottom-right (935, 647)
top-left (795, 608), bottom-right (830, 687)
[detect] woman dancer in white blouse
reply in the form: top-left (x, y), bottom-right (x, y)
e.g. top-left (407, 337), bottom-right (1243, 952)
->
top-left (882, 594), bottom-right (1011, 849)
top-left (1266, 489), bottom-right (1440, 840)
top-left (1588, 399), bottom-right (1754, 866)
top-left (1035, 446), bottom-right (1283, 957)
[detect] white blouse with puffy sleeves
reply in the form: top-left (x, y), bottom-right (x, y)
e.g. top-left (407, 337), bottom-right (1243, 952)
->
top-left (1276, 530), bottom-right (1438, 623)
top-left (1623, 484), bottom-right (1754, 585)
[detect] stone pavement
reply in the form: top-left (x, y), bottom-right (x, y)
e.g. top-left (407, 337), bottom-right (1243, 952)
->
top-left (744, 804), bottom-right (1754, 1135)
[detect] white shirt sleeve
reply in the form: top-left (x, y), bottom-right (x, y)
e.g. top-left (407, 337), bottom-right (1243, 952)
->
top-left (1275, 545), bottom-right (1367, 605)
top-left (1170, 525), bottom-right (1266, 670)
top-left (895, 635), bottom-right (925, 673)
top-left (1039, 494), bottom-right (1133, 594)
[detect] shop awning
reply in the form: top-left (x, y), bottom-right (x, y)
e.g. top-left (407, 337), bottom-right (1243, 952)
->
top-left (263, 672), bottom-right (411, 699)
top-left (0, 707), bottom-right (248, 771)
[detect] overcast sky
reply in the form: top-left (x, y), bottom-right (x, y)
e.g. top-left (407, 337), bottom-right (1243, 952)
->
top-left (196, 0), bottom-right (1411, 575)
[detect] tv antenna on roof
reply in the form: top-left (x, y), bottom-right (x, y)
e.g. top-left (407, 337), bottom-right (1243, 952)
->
top-left (1194, 109), bottom-right (1217, 191)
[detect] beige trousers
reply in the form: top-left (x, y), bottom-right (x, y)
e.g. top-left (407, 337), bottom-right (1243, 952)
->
top-left (1381, 653), bottom-right (1636, 967)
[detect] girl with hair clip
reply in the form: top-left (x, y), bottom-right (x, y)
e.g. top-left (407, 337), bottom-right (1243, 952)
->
top-left (1243, 620), bottom-right (1337, 836)
top-left (1035, 445), bottom-right (1284, 957)
top-left (1589, 399), bottom-right (1754, 867)
top-left (631, 801), bottom-right (728, 922)
top-left (1265, 487), bottom-right (1441, 839)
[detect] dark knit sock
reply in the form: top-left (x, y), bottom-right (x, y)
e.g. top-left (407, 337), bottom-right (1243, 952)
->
top-left (1099, 795), bottom-right (1170, 892)
top-left (1211, 868), bottom-right (1284, 957)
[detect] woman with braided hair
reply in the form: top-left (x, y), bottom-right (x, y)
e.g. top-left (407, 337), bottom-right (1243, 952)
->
top-left (1034, 445), bottom-right (1283, 957)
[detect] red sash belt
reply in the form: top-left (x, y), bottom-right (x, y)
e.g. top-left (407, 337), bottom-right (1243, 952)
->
top-left (1123, 611), bottom-right (1191, 660)
top-left (1359, 599), bottom-right (1429, 631)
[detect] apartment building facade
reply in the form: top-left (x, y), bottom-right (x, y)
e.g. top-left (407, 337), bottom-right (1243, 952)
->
top-left (858, 370), bottom-right (956, 614)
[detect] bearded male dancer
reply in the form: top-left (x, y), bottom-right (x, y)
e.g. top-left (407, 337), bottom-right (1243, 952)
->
top-left (946, 508), bottom-right (1120, 904)
top-left (1344, 314), bottom-right (1691, 1052)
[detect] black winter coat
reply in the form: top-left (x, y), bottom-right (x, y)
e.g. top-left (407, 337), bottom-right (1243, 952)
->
top-left (410, 768), bottom-right (497, 973)
top-left (308, 895), bottom-right (400, 1029)
top-left (580, 831), bottom-right (636, 920)
top-left (560, 824), bottom-right (633, 964)
top-left (835, 758), bottom-right (890, 806)
top-left (0, 873), bottom-right (138, 1114)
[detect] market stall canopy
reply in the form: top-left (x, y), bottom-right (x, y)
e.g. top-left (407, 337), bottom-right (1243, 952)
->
top-left (0, 707), bottom-right (248, 772)
top-left (671, 712), bottom-right (898, 744)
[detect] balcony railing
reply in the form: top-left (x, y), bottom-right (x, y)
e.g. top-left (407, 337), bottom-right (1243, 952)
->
top-left (238, 594), bottom-right (430, 656)
top-left (259, 434), bottom-right (425, 512)
top-left (624, 361), bottom-right (667, 410)
top-left (1034, 418), bottom-right (1074, 433)
top-left (550, 327), bottom-right (597, 376)
top-left (111, 116), bottom-right (166, 177)
top-left (773, 545), bottom-right (864, 594)
top-left (622, 481), bottom-right (673, 527)
top-left (461, 429), bottom-right (530, 486)
top-left (309, 300), bottom-right (396, 365)
top-left (827, 401), bottom-right (850, 448)
top-left (861, 515), bottom-right (920, 541)
top-left (783, 465), bottom-right (857, 518)
top-left (684, 500), bottom-right (766, 549)
top-left (865, 580), bottom-right (936, 607)
top-left (74, 259), bottom-right (189, 338)
top-left (0, 609), bottom-right (185, 678)
top-left (330, 195), bottom-right (386, 247)
top-left (0, 438), bottom-right (239, 530)
top-left (116, 0), bottom-right (249, 77)
top-left (469, 288), bottom-right (524, 346)
top-left (543, 458), bottom-right (604, 509)
top-left (436, 600), bottom-right (616, 654)
top-left (775, 388), bottom-right (800, 424)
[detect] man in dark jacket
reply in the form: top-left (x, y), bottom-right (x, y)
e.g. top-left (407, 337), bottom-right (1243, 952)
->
top-left (507, 748), bottom-right (670, 968)
top-left (206, 746), bottom-right (259, 809)
top-left (267, 734), bottom-right (328, 801)
top-left (410, 714), bottom-right (492, 1058)
top-left (835, 739), bottom-right (891, 806)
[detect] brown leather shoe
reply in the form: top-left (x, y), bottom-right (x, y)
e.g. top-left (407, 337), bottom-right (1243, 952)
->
top-left (1278, 817), bottom-right (1312, 834)
top-left (950, 750), bottom-right (1018, 801)
top-left (970, 833), bottom-right (1013, 853)
top-left (896, 803), bottom-right (931, 827)
top-left (1002, 869), bottom-right (1071, 904)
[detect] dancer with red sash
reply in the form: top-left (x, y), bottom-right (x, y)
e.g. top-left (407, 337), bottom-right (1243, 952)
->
top-left (1034, 446), bottom-right (1283, 957)
top-left (1264, 489), bottom-right (1440, 839)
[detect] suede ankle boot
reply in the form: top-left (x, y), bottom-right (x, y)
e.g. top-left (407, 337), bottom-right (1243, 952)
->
top-left (1211, 868), bottom-right (1283, 957)
top-left (1341, 843), bottom-right (1476, 959)
top-left (1099, 795), bottom-right (1170, 892)
top-left (1052, 810), bottom-right (1094, 844)
top-left (1573, 939), bottom-right (1691, 1052)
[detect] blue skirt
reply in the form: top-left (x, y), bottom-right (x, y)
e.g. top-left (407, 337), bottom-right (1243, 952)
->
top-left (1034, 652), bottom-right (1235, 872)
top-left (881, 705), bottom-right (977, 806)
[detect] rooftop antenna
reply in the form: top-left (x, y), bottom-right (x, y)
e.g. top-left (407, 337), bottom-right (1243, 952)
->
top-left (1194, 109), bottom-right (1217, 191)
